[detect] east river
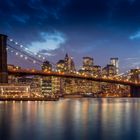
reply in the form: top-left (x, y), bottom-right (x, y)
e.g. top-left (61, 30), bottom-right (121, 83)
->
top-left (0, 98), bottom-right (140, 140)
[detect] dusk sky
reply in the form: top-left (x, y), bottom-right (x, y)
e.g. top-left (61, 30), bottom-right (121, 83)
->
top-left (1, 0), bottom-right (140, 72)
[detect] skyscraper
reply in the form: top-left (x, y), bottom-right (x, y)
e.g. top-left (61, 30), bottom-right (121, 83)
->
top-left (42, 60), bottom-right (52, 71)
top-left (56, 53), bottom-right (76, 73)
top-left (83, 57), bottom-right (94, 71)
top-left (93, 65), bottom-right (101, 76)
top-left (56, 60), bottom-right (66, 72)
top-left (64, 53), bottom-right (75, 73)
top-left (110, 58), bottom-right (119, 74)
top-left (79, 57), bottom-right (94, 75)
top-left (102, 64), bottom-right (116, 77)
top-left (41, 60), bottom-right (52, 95)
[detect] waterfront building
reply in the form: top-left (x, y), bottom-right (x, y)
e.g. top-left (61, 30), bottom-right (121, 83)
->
top-left (102, 64), bottom-right (118, 94)
top-left (17, 76), bottom-right (42, 94)
top-left (63, 78), bottom-right (77, 94)
top-left (41, 60), bottom-right (63, 95)
top-left (0, 84), bottom-right (30, 96)
top-left (75, 79), bottom-right (93, 93)
top-left (40, 75), bottom-right (61, 96)
top-left (78, 57), bottom-right (102, 93)
top-left (52, 77), bottom-right (61, 94)
top-left (41, 77), bottom-right (52, 95)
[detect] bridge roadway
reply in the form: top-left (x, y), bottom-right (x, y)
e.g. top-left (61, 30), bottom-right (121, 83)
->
top-left (8, 69), bottom-right (140, 87)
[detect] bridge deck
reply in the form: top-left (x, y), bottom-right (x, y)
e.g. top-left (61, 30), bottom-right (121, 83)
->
top-left (7, 69), bottom-right (140, 87)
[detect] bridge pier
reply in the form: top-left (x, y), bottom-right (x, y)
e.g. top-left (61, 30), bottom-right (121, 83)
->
top-left (0, 34), bottom-right (8, 83)
top-left (130, 86), bottom-right (140, 97)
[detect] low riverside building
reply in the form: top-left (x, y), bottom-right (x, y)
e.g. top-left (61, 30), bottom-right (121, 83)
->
top-left (0, 84), bottom-right (30, 97)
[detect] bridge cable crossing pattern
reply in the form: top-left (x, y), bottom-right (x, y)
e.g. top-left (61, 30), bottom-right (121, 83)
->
top-left (7, 37), bottom-right (56, 67)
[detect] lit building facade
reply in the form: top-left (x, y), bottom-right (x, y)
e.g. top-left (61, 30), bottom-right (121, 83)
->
top-left (102, 64), bottom-right (116, 77)
top-left (83, 57), bottom-right (94, 71)
top-left (79, 57), bottom-right (94, 75)
top-left (130, 69), bottom-right (140, 82)
top-left (52, 77), bottom-right (61, 94)
top-left (93, 65), bottom-right (101, 76)
top-left (56, 53), bottom-right (76, 73)
top-left (64, 53), bottom-right (76, 73)
top-left (110, 58), bottom-right (119, 74)
top-left (41, 77), bottom-right (52, 95)
top-left (56, 60), bottom-right (66, 72)
top-left (8, 64), bottom-right (21, 84)
top-left (17, 76), bottom-right (42, 94)
top-left (42, 60), bottom-right (52, 71)
top-left (0, 84), bottom-right (30, 96)
top-left (63, 78), bottom-right (78, 94)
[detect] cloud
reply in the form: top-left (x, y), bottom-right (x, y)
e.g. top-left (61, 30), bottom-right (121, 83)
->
top-left (12, 15), bottom-right (29, 23)
top-left (28, 31), bottom-right (66, 55)
top-left (125, 57), bottom-right (139, 60)
top-left (129, 31), bottom-right (140, 40)
top-left (1, 0), bottom-right (140, 71)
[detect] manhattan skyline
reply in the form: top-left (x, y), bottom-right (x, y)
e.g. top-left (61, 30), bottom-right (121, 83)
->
top-left (1, 0), bottom-right (140, 72)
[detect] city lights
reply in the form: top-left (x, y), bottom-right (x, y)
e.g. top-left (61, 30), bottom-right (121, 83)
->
top-left (0, 34), bottom-right (140, 101)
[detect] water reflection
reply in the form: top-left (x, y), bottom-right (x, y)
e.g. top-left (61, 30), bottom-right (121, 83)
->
top-left (0, 98), bottom-right (140, 140)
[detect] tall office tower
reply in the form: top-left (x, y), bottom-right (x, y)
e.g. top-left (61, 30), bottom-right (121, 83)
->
top-left (102, 64), bottom-right (116, 77)
top-left (0, 34), bottom-right (8, 83)
top-left (110, 58), bottom-right (119, 74)
top-left (41, 61), bottom-right (53, 95)
top-left (93, 65), bottom-right (101, 76)
top-left (56, 60), bottom-right (66, 72)
top-left (41, 77), bottom-right (52, 95)
top-left (83, 57), bottom-right (94, 70)
top-left (42, 60), bottom-right (52, 71)
top-left (56, 53), bottom-right (75, 73)
top-left (64, 53), bottom-right (76, 73)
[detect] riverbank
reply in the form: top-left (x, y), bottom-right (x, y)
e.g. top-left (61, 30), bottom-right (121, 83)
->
top-left (0, 97), bottom-right (59, 101)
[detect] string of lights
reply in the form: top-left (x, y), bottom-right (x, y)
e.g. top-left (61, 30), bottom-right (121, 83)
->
top-left (7, 38), bottom-right (46, 61)
top-left (7, 44), bottom-right (43, 66)
top-left (7, 37), bottom-right (56, 66)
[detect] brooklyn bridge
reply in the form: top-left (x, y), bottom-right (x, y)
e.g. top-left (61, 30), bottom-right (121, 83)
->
top-left (0, 34), bottom-right (140, 97)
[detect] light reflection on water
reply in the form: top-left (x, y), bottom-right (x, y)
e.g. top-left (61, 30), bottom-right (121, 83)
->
top-left (0, 98), bottom-right (140, 140)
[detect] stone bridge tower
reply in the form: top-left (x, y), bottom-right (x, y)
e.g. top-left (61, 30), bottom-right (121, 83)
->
top-left (0, 34), bottom-right (8, 83)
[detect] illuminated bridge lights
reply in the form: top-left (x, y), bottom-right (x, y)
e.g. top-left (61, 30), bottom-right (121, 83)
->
top-left (8, 37), bottom-right (48, 62)
top-left (6, 37), bottom-right (140, 86)
top-left (7, 68), bottom-right (140, 87)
